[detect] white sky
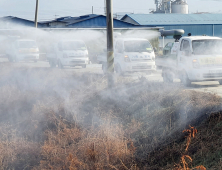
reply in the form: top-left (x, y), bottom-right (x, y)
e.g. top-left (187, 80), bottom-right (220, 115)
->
top-left (0, 0), bottom-right (222, 21)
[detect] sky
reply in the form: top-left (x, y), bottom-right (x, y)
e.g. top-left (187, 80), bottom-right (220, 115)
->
top-left (0, 0), bottom-right (222, 21)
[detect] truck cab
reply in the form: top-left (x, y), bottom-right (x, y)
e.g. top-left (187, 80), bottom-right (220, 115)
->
top-left (177, 36), bottom-right (222, 83)
top-left (158, 36), bottom-right (222, 86)
top-left (47, 40), bottom-right (89, 68)
top-left (113, 38), bottom-right (156, 74)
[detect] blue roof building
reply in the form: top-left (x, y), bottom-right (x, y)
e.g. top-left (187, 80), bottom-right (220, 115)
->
top-left (0, 14), bottom-right (161, 31)
top-left (40, 14), bottom-right (141, 28)
top-left (0, 16), bottom-right (39, 28)
top-left (0, 15), bottom-right (140, 29)
top-left (121, 14), bottom-right (222, 37)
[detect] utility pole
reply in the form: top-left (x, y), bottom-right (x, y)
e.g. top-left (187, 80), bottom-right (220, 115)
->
top-left (34, 0), bottom-right (39, 28)
top-left (106, 0), bottom-right (114, 88)
top-left (104, 0), bottom-right (107, 15)
top-left (92, 6), bottom-right (94, 14)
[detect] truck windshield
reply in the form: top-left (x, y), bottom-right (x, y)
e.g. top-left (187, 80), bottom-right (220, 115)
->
top-left (124, 40), bottom-right (153, 52)
top-left (192, 40), bottom-right (222, 55)
top-left (19, 41), bottom-right (37, 48)
top-left (63, 41), bottom-right (86, 51)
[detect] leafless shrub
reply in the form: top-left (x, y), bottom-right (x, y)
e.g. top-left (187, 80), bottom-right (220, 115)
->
top-left (36, 114), bottom-right (136, 170)
top-left (0, 125), bottom-right (40, 170)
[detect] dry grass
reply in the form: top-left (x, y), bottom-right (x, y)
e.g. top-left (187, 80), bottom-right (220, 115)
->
top-left (0, 65), bottom-right (221, 169)
top-left (145, 112), bottom-right (222, 170)
top-left (36, 115), bottom-right (136, 170)
top-left (0, 125), bottom-right (41, 170)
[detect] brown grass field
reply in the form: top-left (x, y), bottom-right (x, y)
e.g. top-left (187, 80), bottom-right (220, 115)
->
top-left (0, 64), bottom-right (221, 170)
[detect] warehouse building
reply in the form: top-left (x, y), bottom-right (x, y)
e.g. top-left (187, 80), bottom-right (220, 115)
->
top-left (40, 14), bottom-right (141, 28)
top-left (0, 16), bottom-right (41, 28)
top-left (0, 14), bottom-right (142, 29)
top-left (121, 14), bottom-right (222, 37)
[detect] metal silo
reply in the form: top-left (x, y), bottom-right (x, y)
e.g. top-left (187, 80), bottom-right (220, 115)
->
top-left (171, 0), bottom-right (188, 14)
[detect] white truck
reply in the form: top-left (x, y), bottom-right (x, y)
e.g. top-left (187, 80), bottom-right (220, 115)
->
top-left (47, 40), bottom-right (89, 69)
top-left (6, 39), bottom-right (39, 62)
top-left (97, 38), bottom-right (156, 74)
top-left (156, 36), bottom-right (222, 86)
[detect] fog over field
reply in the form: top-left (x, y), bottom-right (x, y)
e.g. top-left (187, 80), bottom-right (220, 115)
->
top-left (0, 22), bottom-right (221, 169)
top-left (0, 0), bottom-right (222, 169)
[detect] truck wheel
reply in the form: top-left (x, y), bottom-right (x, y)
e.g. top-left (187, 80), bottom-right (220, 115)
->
top-left (49, 61), bottom-right (56, 68)
top-left (181, 71), bottom-right (191, 87)
top-left (162, 69), bottom-right (173, 83)
top-left (58, 60), bottom-right (64, 69)
top-left (218, 80), bottom-right (222, 85)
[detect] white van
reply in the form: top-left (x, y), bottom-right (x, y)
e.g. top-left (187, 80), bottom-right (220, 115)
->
top-left (47, 40), bottom-right (89, 69)
top-left (98, 38), bottom-right (156, 74)
top-left (6, 39), bottom-right (39, 62)
top-left (114, 38), bottom-right (156, 74)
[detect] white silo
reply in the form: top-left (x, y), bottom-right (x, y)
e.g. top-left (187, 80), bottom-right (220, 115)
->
top-left (171, 0), bottom-right (188, 14)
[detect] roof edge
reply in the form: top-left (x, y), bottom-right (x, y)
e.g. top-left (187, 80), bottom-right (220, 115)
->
top-left (66, 15), bottom-right (138, 26)
top-left (121, 14), bottom-right (140, 25)
top-left (66, 14), bottom-right (102, 26)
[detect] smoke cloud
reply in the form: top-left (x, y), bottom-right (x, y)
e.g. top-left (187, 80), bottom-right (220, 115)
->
top-left (0, 21), bottom-right (221, 169)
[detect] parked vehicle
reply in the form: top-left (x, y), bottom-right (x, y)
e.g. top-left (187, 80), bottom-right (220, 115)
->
top-left (97, 38), bottom-right (156, 74)
top-left (156, 36), bottom-right (222, 86)
top-left (6, 39), bottom-right (39, 62)
top-left (47, 40), bottom-right (89, 69)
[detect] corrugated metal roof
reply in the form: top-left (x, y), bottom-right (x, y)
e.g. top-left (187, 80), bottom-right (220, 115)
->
top-left (66, 15), bottom-right (140, 28)
top-left (66, 14), bottom-right (102, 25)
top-left (39, 14), bottom-right (99, 24)
top-left (39, 14), bottom-right (139, 28)
top-left (1, 16), bottom-right (34, 23)
top-left (122, 14), bottom-right (222, 25)
top-left (0, 16), bottom-right (38, 27)
top-left (0, 15), bottom-right (159, 29)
